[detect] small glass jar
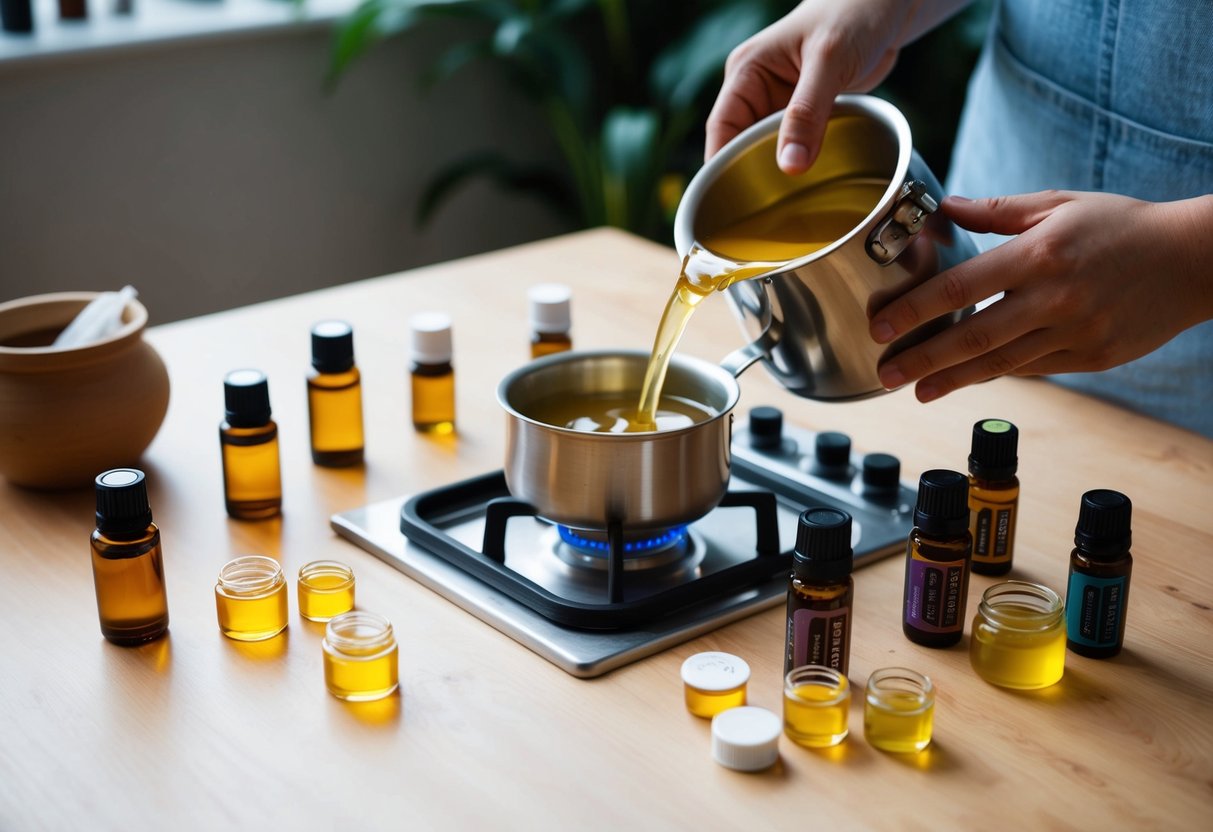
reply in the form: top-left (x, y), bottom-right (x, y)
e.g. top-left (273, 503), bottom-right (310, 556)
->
top-left (297, 560), bottom-right (355, 622)
top-left (783, 665), bottom-right (850, 748)
top-left (863, 667), bottom-right (935, 753)
top-left (680, 652), bottom-right (750, 718)
top-left (970, 580), bottom-right (1066, 690)
top-left (323, 611), bottom-right (399, 701)
top-left (215, 555), bottom-right (289, 641)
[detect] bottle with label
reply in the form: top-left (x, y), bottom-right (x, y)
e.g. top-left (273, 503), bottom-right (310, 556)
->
top-left (528, 283), bottom-right (572, 359)
top-left (1065, 489), bottom-right (1133, 658)
top-left (785, 507), bottom-right (854, 675)
top-left (902, 469), bottom-right (972, 648)
top-left (968, 418), bottom-right (1019, 575)
top-left (307, 320), bottom-right (365, 467)
top-left (219, 369), bottom-right (283, 519)
top-left (409, 312), bottom-right (455, 434)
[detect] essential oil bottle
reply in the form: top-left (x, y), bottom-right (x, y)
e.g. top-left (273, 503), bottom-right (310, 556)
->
top-left (968, 419), bottom-right (1019, 575)
top-left (1066, 490), bottom-right (1133, 658)
top-left (220, 369), bottom-right (283, 519)
top-left (307, 320), bottom-right (365, 467)
top-left (785, 507), bottom-right (854, 676)
top-left (90, 468), bottom-right (169, 645)
top-left (409, 312), bottom-right (455, 434)
top-left (528, 283), bottom-right (572, 358)
top-left (902, 469), bottom-right (972, 648)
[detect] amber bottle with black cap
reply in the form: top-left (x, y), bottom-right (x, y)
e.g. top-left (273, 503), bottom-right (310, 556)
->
top-left (1066, 490), bottom-right (1133, 658)
top-left (785, 508), bottom-right (854, 675)
top-left (902, 469), bottom-right (972, 648)
top-left (90, 468), bottom-right (169, 645)
top-left (220, 369), bottom-right (282, 519)
top-left (307, 320), bottom-right (364, 467)
top-left (968, 419), bottom-right (1019, 575)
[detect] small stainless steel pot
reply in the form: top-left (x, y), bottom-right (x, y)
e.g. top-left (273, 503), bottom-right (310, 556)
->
top-left (498, 350), bottom-right (739, 532)
top-left (676, 94), bottom-right (978, 401)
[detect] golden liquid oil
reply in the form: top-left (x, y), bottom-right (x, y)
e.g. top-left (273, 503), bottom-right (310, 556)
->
top-left (323, 612), bottom-right (399, 702)
top-left (307, 368), bottom-right (364, 466)
top-left (783, 667), bottom-right (851, 748)
top-left (220, 424), bottom-right (283, 519)
top-left (684, 685), bottom-right (746, 718)
top-left (637, 179), bottom-right (884, 425)
top-left (527, 391), bottom-right (717, 434)
top-left (91, 530), bottom-right (170, 645)
top-left (863, 668), bottom-right (935, 753)
top-left (411, 361), bottom-right (455, 434)
top-left (971, 602), bottom-right (1066, 689)
top-left (215, 556), bottom-right (289, 641)
top-left (298, 561), bottom-right (355, 622)
top-left (531, 332), bottom-right (572, 359)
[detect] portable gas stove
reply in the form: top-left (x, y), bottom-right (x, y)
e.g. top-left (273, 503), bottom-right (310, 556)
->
top-left (332, 409), bottom-right (915, 677)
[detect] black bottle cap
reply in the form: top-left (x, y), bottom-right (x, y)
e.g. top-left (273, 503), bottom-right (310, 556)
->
top-left (969, 418), bottom-right (1018, 480)
top-left (224, 369), bottom-right (272, 428)
top-left (913, 469), bottom-right (970, 537)
top-left (792, 507), bottom-right (853, 582)
top-left (1075, 489), bottom-right (1132, 557)
top-left (95, 468), bottom-right (152, 535)
top-left (311, 320), bottom-right (355, 373)
top-left (815, 432), bottom-right (851, 467)
top-left (749, 406), bottom-right (783, 450)
top-left (862, 452), bottom-right (901, 491)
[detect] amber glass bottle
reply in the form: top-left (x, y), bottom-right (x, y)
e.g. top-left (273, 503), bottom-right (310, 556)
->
top-left (902, 469), bottom-right (972, 648)
top-left (409, 312), bottom-right (455, 434)
top-left (90, 469), bottom-right (169, 645)
top-left (968, 419), bottom-right (1019, 576)
top-left (785, 507), bottom-right (854, 676)
top-left (528, 283), bottom-right (572, 359)
top-left (1066, 490), bottom-right (1133, 658)
top-left (219, 369), bottom-right (282, 519)
top-left (307, 320), bottom-right (365, 467)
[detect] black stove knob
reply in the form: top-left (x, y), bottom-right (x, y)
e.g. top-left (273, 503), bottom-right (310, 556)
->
top-left (811, 431), bottom-right (852, 478)
top-left (748, 406), bottom-right (784, 450)
top-left (862, 452), bottom-right (901, 495)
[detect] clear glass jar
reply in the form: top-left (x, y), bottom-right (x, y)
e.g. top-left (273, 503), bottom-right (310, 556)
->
top-left (323, 611), bottom-right (399, 701)
top-left (864, 667), bottom-right (935, 753)
top-left (297, 560), bottom-right (355, 622)
top-left (970, 580), bottom-right (1065, 689)
top-left (214, 555), bottom-right (289, 641)
top-left (783, 665), bottom-right (850, 748)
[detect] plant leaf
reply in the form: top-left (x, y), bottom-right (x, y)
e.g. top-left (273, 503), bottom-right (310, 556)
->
top-left (600, 107), bottom-right (660, 230)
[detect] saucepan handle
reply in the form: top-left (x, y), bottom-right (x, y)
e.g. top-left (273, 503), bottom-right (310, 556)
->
top-left (719, 280), bottom-right (778, 379)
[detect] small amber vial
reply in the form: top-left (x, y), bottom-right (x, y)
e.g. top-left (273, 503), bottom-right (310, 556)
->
top-left (968, 419), bottom-right (1020, 576)
top-left (90, 469), bottom-right (170, 645)
top-left (863, 667), bottom-right (935, 753)
top-left (215, 555), bottom-right (289, 641)
top-left (1066, 490), bottom-right (1133, 658)
top-left (219, 369), bottom-right (283, 519)
top-left (323, 611), bottom-right (399, 701)
top-left (528, 283), bottom-right (572, 358)
top-left (680, 652), bottom-right (750, 718)
top-left (307, 320), bottom-right (365, 467)
top-left (783, 665), bottom-right (851, 748)
top-left (298, 560), bottom-right (355, 622)
top-left (970, 581), bottom-right (1066, 689)
top-left (785, 508), bottom-right (854, 676)
top-left (903, 469), bottom-right (973, 648)
top-left (409, 312), bottom-right (455, 434)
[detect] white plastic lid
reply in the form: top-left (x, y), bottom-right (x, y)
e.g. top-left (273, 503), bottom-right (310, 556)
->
top-left (680, 651), bottom-right (751, 692)
top-left (528, 283), bottom-right (572, 334)
top-left (711, 706), bottom-right (781, 772)
top-left (410, 312), bottom-right (453, 363)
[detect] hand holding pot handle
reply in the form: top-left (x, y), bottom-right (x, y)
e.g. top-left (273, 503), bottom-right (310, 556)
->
top-left (704, 0), bottom-right (968, 174)
top-left (867, 191), bottom-right (1213, 402)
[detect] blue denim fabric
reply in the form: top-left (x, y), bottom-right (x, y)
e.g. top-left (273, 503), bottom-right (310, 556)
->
top-left (947, 0), bottom-right (1213, 437)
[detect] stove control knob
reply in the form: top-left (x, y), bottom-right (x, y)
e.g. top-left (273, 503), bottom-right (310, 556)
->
top-left (748, 406), bottom-right (784, 451)
top-left (862, 453), bottom-right (901, 499)
top-left (811, 432), bottom-right (852, 478)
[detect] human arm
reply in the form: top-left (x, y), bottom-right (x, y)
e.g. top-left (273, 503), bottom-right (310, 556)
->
top-left (705, 0), bottom-right (973, 173)
top-left (868, 190), bottom-right (1213, 402)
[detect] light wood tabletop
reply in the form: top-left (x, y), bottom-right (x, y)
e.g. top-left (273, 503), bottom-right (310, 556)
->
top-left (2, 228), bottom-right (1211, 830)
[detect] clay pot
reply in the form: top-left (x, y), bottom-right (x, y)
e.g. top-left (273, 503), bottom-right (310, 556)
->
top-left (0, 292), bottom-right (170, 489)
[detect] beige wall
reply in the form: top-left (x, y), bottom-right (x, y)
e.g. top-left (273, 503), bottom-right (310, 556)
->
top-left (0, 26), bottom-right (570, 324)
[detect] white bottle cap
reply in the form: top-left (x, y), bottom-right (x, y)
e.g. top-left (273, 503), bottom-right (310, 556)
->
top-left (410, 312), bottom-right (452, 364)
top-left (711, 706), bottom-right (781, 772)
top-left (528, 283), bottom-right (572, 334)
top-left (680, 651), bottom-right (751, 691)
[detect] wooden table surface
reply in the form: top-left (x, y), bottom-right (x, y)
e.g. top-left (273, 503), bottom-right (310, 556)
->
top-left (2, 229), bottom-right (1211, 830)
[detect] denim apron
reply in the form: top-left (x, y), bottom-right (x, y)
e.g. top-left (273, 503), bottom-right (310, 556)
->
top-left (947, 0), bottom-right (1213, 437)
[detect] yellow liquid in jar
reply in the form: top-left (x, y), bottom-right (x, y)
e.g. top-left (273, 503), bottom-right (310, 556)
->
top-left (970, 603), bottom-right (1066, 689)
top-left (684, 684), bottom-right (746, 718)
top-left (298, 572), bottom-right (355, 623)
top-left (215, 581), bottom-right (289, 641)
top-left (324, 642), bottom-right (399, 702)
top-left (637, 179), bottom-right (883, 424)
top-left (783, 680), bottom-right (851, 748)
top-left (864, 689), bottom-right (934, 753)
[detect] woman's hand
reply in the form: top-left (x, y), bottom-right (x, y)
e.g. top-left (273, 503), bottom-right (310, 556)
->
top-left (705, 0), bottom-right (966, 173)
top-left (869, 191), bottom-right (1213, 402)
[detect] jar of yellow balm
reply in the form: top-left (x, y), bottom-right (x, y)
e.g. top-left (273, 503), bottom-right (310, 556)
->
top-left (970, 580), bottom-right (1066, 690)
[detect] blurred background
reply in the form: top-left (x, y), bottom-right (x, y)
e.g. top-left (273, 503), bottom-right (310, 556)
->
top-left (0, 0), bottom-right (990, 324)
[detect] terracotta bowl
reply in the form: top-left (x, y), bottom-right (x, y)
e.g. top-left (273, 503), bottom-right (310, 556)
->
top-left (0, 292), bottom-right (170, 489)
